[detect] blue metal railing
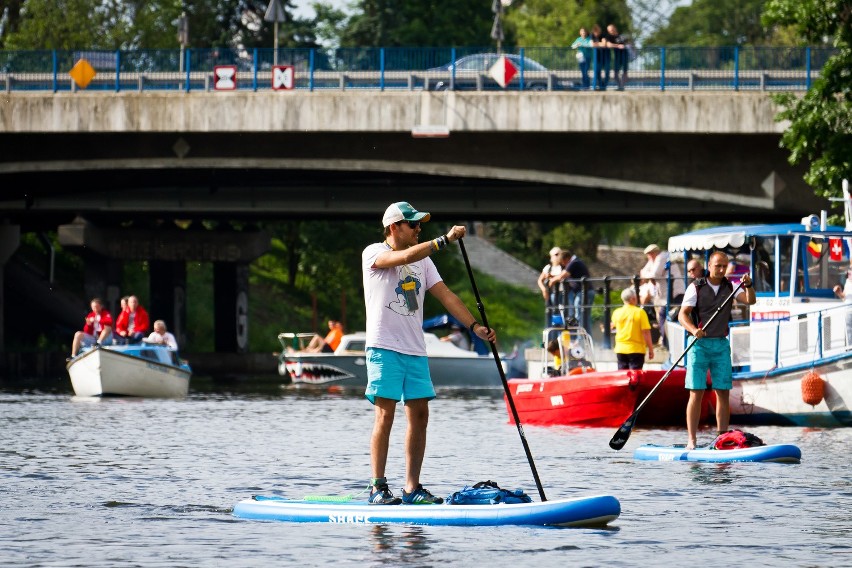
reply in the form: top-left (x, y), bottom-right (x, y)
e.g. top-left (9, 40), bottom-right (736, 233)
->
top-left (0, 45), bottom-right (838, 93)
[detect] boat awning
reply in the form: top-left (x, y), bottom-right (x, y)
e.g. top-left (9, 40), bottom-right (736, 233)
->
top-left (668, 223), bottom-right (852, 253)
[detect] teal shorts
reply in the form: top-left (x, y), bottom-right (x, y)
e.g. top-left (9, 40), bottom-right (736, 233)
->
top-left (365, 347), bottom-right (436, 404)
top-left (685, 337), bottom-right (732, 390)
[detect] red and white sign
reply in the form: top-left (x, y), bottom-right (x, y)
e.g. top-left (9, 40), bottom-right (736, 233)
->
top-left (489, 55), bottom-right (518, 88)
top-left (272, 65), bottom-right (295, 90)
top-left (213, 65), bottom-right (237, 90)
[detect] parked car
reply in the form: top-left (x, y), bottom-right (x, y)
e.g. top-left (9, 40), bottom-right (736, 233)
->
top-left (427, 53), bottom-right (567, 91)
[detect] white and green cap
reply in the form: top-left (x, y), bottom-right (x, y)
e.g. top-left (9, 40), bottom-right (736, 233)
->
top-left (382, 201), bottom-right (431, 227)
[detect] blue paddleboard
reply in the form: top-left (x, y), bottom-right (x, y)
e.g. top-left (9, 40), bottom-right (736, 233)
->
top-left (633, 443), bottom-right (801, 463)
top-left (232, 494), bottom-right (621, 527)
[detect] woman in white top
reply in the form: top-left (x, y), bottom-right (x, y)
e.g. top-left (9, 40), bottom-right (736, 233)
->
top-left (538, 247), bottom-right (564, 305)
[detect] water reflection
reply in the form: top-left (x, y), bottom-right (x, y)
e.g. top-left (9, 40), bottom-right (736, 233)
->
top-left (688, 462), bottom-right (736, 485)
top-left (370, 524), bottom-right (431, 563)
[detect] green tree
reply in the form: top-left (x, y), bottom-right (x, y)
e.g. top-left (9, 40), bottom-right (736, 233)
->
top-left (646, 0), bottom-right (777, 46)
top-left (506, 0), bottom-right (632, 47)
top-left (333, 0), bottom-right (494, 47)
top-left (763, 0), bottom-right (852, 201)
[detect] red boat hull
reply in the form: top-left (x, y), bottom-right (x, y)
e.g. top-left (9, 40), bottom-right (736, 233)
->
top-left (505, 369), bottom-right (716, 428)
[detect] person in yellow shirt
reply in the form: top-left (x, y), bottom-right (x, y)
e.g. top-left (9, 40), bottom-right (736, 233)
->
top-left (610, 288), bottom-right (654, 369)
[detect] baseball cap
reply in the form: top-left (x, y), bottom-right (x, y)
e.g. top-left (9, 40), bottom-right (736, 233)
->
top-left (382, 202), bottom-right (431, 227)
top-left (644, 244), bottom-right (660, 255)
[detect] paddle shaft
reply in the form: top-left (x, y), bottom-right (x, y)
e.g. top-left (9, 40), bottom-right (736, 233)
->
top-left (457, 238), bottom-right (547, 502)
top-left (609, 280), bottom-right (744, 450)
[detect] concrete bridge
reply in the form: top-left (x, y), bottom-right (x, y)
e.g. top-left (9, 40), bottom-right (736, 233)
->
top-left (0, 90), bottom-right (825, 370)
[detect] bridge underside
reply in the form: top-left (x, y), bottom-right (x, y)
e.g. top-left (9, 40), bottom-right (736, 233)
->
top-left (0, 130), bottom-right (821, 231)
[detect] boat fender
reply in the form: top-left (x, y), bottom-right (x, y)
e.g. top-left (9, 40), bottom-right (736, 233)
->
top-left (446, 480), bottom-right (532, 505)
top-left (801, 370), bottom-right (825, 406)
top-left (712, 429), bottom-right (765, 450)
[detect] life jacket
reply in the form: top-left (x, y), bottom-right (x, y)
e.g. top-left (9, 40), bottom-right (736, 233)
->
top-left (712, 429), bottom-right (765, 450)
top-left (446, 480), bottom-right (532, 505)
top-left (684, 277), bottom-right (733, 337)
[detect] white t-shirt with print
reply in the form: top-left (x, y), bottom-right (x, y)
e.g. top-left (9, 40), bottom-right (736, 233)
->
top-left (362, 242), bottom-right (442, 356)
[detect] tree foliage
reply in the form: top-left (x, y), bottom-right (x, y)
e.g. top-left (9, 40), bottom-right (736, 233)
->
top-left (334, 0), bottom-right (494, 47)
top-left (506, 0), bottom-right (632, 47)
top-left (646, 0), bottom-right (783, 46)
top-left (1, 0), bottom-right (318, 50)
top-left (763, 0), bottom-right (852, 201)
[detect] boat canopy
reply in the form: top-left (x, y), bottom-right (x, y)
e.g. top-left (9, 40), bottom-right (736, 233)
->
top-left (668, 223), bottom-right (850, 253)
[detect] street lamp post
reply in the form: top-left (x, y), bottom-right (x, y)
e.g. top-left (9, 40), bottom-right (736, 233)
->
top-left (491, 0), bottom-right (512, 54)
top-left (177, 12), bottom-right (188, 74)
top-left (264, 0), bottom-right (286, 66)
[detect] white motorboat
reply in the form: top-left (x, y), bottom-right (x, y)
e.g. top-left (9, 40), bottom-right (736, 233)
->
top-left (67, 343), bottom-right (192, 398)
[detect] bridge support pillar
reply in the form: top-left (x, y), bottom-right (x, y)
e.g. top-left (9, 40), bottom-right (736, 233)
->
top-left (83, 255), bottom-right (123, 318)
top-left (150, 261), bottom-right (187, 349)
top-left (214, 262), bottom-right (249, 354)
top-left (0, 224), bottom-right (20, 352)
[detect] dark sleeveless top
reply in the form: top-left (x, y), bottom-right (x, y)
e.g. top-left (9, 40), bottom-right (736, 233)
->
top-left (695, 277), bottom-right (734, 338)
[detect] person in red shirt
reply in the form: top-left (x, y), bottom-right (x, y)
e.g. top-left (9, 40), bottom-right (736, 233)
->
top-left (114, 295), bottom-right (150, 344)
top-left (70, 297), bottom-right (114, 357)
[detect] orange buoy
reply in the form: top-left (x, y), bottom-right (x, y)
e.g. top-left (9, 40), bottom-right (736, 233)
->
top-left (801, 370), bottom-right (825, 406)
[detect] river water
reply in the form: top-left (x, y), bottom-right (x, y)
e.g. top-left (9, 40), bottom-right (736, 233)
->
top-left (1, 379), bottom-right (849, 567)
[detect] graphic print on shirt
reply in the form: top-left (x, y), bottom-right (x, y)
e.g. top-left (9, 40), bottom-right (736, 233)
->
top-left (387, 264), bottom-right (422, 316)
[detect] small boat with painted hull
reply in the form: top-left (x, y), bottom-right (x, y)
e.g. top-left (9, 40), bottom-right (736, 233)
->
top-left (232, 494), bottom-right (621, 527)
top-left (278, 330), bottom-right (507, 390)
top-left (67, 343), bottom-right (191, 398)
top-left (633, 443), bottom-right (801, 463)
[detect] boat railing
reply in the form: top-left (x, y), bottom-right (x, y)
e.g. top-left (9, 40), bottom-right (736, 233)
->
top-left (665, 303), bottom-right (852, 374)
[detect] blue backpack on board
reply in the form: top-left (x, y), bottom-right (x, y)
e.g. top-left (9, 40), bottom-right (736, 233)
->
top-left (447, 480), bottom-right (533, 505)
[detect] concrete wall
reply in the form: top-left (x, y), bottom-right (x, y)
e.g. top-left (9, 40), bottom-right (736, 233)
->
top-left (0, 91), bottom-right (788, 134)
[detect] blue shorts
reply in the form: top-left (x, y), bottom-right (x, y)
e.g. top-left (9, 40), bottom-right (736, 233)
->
top-left (365, 347), bottom-right (435, 404)
top-left (685, 337), bottom-right (732, 390)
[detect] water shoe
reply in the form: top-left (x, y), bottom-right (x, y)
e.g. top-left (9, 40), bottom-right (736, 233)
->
top-left (401, 484), bottom-right (444, 505)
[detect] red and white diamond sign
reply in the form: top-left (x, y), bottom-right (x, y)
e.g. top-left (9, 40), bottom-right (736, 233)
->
top-left (272, 65), bottom-right (295, 90)
top-left (489, 55), bottom-right (518, 88)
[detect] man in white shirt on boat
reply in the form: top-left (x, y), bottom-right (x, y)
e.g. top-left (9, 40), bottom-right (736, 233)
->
top-left (144, 320), bottom-right (179, 350)
top-left (678, 251), bottom-right (755, 450)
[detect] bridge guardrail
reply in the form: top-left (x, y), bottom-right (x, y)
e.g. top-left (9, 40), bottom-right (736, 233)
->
top-left (0, 45), bottom-right (837, 94)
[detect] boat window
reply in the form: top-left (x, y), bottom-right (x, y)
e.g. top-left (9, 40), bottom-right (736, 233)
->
top-left (139, 350), bottom-right (159, 362)
top-left (753, 238), bottom-right (775, 293)
top-left (346, 340), bottom-right (366, 352)
top-left (169, 352), bottom-right (181, 366)
top-left (800, 237), bottom-right (846, 296)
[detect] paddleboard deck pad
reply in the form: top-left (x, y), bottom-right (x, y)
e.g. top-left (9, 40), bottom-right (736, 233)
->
top-left (633, 443), bottom-right (801, 463)
top-left (232, 494), bottom-right (621, 527)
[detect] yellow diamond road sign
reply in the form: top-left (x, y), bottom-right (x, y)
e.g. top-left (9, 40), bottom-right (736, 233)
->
top-left (69, 59), bottom-right (97, 89)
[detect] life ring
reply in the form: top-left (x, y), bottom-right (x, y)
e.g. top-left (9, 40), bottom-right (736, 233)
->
top-left (801, 370), bottom-right (825, 406)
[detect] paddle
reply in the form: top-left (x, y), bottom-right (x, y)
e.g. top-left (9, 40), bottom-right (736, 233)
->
top-left (457, 238), bottom-right (547, 502)
top-left (608, 280), bottom-right (744, 451)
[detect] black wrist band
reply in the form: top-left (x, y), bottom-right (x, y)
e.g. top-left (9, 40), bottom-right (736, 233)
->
top-left (469, 321), bottom-right (479, 333)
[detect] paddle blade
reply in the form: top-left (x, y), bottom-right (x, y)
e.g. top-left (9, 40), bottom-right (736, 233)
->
top-left (609, 414), bottom-right (636, 451)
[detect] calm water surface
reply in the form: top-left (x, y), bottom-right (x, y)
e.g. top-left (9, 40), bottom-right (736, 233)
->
top-left (1, 380), bottom-right (849, 567)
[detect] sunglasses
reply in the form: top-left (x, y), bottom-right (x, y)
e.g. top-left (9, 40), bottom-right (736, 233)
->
top-left (397, 220), bottom-right (420, 229)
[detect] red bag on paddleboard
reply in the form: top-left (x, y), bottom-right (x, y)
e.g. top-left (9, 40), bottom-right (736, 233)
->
top-left (712, 429), bottom-right (765, 450)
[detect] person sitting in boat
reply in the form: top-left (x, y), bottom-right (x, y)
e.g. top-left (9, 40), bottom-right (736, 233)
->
top-left (144, 320), bottom-right (179, 350)
top-left (440, 324), bottom-right (471, 351)
top-left (302, 319), bottom-right (344, 353)
top-left (678, 251), bottom-right (756, 450)
top-left (546, 339), bottom-right (563, 375)
top-left (114, 295), bottom-right (150, 345)
top-left (611, 288), bottom-right (654, 370)
top-left (70, 297), bottom-right (114, 357)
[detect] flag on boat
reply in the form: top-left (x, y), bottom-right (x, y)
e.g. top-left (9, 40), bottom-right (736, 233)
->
top-left (829, 238), bottom-right (844, 261)
top-left (807, 239), bottom-right (822, 258)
